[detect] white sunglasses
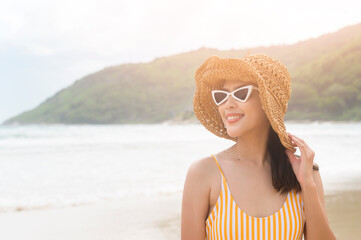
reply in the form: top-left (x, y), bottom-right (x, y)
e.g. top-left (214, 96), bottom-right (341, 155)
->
top-left (211, 85), bottom-right (259, 106)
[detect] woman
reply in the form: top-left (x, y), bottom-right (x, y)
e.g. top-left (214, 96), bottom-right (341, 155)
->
top-left (181, 53), bottom-right (336, 239)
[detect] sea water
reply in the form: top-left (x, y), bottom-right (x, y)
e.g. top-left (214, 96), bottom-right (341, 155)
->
top-left (0, 122), bottom-right (360, 213)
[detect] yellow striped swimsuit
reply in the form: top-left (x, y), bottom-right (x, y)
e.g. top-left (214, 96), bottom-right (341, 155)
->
top-left (206, 154), bottom-right (305, 240)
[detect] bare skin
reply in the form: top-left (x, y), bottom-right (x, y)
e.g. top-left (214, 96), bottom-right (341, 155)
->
top-left (181, 79), bottom-right (335, 239)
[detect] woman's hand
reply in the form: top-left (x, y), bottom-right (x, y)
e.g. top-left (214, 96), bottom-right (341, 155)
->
top-left (284, 132), bottom-right (316, 186)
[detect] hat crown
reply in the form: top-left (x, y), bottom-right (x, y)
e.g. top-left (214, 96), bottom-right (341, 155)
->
top-left (243, 53), bottom-right (291, 113)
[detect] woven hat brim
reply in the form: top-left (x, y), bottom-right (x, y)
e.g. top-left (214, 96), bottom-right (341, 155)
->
top-left (193, 81), bottom-right (236, 141)
top-left (257, 75), bottom-right (297, 153)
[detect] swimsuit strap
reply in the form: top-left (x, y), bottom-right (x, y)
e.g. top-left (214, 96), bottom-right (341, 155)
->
top-left (211, 154), bottom-right (225, 179)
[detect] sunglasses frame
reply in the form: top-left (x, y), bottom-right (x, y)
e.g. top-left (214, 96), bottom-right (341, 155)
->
top-left (211, 85), bottom-right (260, 106)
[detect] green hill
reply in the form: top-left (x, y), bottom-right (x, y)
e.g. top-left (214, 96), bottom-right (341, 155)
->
top-left (3, 22), bottom-right (361, 125)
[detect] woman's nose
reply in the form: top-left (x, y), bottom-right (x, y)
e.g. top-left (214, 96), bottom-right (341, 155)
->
top-left (223, 95), bottom-right (237, 108)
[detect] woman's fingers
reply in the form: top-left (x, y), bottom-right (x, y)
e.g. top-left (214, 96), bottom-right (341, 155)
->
top-left (288, 133), bottom-right (311, 159)
top-left (285, 148), bottom-right (300, 166)
top-left (291, 134), bottom-right (314, 158)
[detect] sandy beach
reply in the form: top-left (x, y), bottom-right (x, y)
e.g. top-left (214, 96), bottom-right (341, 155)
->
top-left (0, 192), bottom-right (182, 240)
top-left (325, 189), bottom-right (361, 240)
top-left (0, 188), bottom-right (359, 240)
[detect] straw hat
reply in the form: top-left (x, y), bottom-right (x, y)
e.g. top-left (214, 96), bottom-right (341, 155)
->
top-left (193, 53), bottom-right (296, 153)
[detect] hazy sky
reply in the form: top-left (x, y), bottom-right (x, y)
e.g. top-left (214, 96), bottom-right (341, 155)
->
top-left (1, 0), bottom-right (360, 123)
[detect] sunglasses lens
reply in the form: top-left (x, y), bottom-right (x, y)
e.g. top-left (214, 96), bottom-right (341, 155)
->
top-left (234, 88), bottom-right (249, 101)
top-left (213, 92), bottom-right (228, 104)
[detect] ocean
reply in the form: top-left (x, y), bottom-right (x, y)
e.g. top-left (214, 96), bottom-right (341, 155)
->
top-left (0, 122), bottom-right (360, 213)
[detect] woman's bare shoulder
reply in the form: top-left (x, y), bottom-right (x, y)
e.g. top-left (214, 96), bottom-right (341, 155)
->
top-left (184, 150), bottom-right (229, 188)
top-left (186, 155), bottom-right (216, 180)
top-left (182, 156), bottom-right (216, 209)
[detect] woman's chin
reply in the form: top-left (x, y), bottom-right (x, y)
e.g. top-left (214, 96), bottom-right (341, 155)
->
top-left (224, 120), bottom-right (245, 138)
top-left (226, 130), bottom-right (242, 139)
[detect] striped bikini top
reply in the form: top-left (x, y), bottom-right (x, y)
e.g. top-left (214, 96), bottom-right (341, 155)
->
top-left (206, 154), bottom-right (305, 240)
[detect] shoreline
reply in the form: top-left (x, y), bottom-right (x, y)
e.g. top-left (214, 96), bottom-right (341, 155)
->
top-left (161, 118), bottom-right (361, 125)
top-left (2, 119), bottom-right (361, 127)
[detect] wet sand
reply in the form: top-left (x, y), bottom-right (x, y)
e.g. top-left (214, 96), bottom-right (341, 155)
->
top-left (0, 189), bottom-right (359, 239)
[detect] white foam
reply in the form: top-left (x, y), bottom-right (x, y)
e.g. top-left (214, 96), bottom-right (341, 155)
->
top-left (0, 123), bottom-right (360, 213)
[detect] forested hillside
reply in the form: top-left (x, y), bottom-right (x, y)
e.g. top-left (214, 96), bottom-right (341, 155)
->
top-left (3, 22), bottom-right (361, 125)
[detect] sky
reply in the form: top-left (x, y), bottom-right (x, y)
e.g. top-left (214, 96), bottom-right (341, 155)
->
top-left (1, 0), bottom-right (360, 124)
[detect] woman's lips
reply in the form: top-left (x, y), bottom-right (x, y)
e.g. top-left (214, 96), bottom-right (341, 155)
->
top-left (226, 114), bottom-right (244, 123)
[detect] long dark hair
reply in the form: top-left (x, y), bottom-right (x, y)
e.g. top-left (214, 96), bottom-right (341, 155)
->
top-left (267, 126), bottom-right (319, 194)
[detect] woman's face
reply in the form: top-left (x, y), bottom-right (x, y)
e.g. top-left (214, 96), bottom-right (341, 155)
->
top-left (217, 79), bottom-right (270, 139)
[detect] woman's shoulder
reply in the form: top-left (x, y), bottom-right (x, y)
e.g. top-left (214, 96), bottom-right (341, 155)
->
top-left (182, 156), bottom-right (217, 205)
top-left (184, 155), bottom-right (222, 186)
top-left (186, 155), bottom-right (216, 178)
